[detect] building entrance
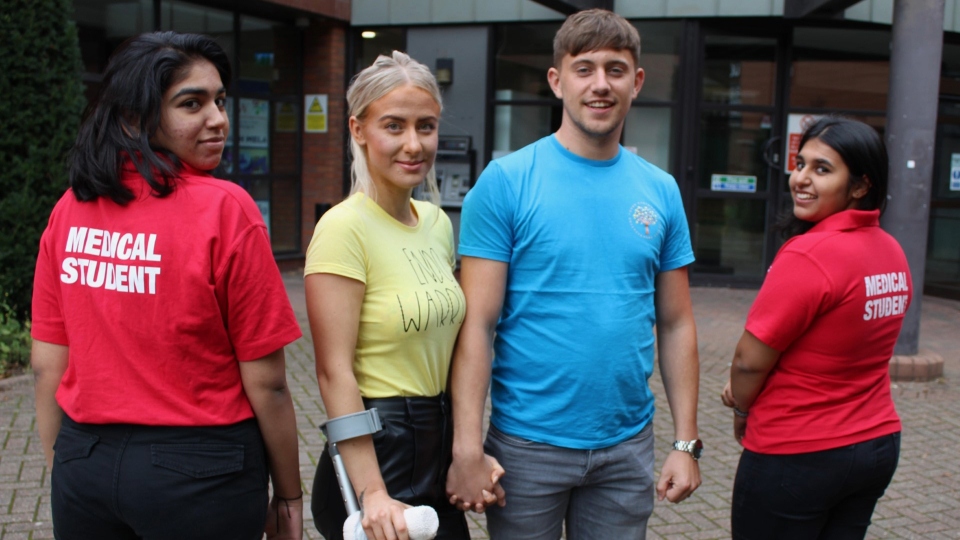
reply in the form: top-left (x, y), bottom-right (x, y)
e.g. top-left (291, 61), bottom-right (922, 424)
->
top-left (686, 26), bottom-right (787, 285)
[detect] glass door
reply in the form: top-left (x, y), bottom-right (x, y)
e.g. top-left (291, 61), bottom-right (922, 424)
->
top-left (689, 29), bottom-right (785, 283)
top-left (927, 98), bottom-right (960, 299)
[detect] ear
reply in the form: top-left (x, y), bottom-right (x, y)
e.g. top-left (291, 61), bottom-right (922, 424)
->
top-left (852, 175), bottom-right (872, 199)
top-left (122, 114), bottom-right (141, 139)
top-left (633, 67), bottom-right (645, 100)
top-left (547, 66), bottom-right (563, 99)
top-left (348, 115), bottom-right (365, 146)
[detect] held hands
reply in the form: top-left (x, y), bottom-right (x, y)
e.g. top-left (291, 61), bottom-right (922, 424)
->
top-left (446, 452), bottom-right (506, 513)
top-left (656, 450), bottom-right (701, 503)
top-left (721, 380), bottom-right (747, 445)
top-left (265, 493), bottom-right (304, 540)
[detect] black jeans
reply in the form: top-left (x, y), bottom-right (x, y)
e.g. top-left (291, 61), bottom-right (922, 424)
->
top-left (312, 393), bottom-right (469, 540)
top-left (732, 432), bottom-right (900, 540)
top-left (51, 415), bottom-right (268, 540)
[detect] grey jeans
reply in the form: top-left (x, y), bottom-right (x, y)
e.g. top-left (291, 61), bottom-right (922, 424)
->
top-left (484, 423), bottom-right (655, 540)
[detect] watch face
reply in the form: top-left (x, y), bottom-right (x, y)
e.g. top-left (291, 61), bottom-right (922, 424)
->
top-left (692, 439), bottom-right (703, 459)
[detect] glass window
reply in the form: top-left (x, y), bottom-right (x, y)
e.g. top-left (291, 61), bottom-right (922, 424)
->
top-left (693, 198), bottom-right (767, 278)
top-left (699, 110), bottom-right (773, 191)
top-left (623, 107), bottom-right (673, 172)
top-left (492, 102), bottom-right (559, 157)
top-left (239, 16), bottom-right (299, 94)
top-left (633, 21), bottom-right (680, 102)
top-left (238, 98), bottom-right (270, 174)
top-left (941, 42), bottom-right (960, 98)
top-left (74, 0), bottom-right (154, 103)
top-left (703, 35), bottom-right (777, 106)
top-left (270, 176), bottom-right (300, 252)
top-left (791, 27), bottom-right (890, 111)
top-left (272, 102), bottom-right (299, 174)
top-left (354, 28), bottom-right (405, 74)
top-left (495, 23), bottom-right (561, 100)
top-left (161, 2), bottom-right (231, 35)
top-left (160, 1), bottom-right (234, 65)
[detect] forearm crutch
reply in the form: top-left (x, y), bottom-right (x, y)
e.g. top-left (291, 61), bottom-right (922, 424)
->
top-left (321, 409), bottom-right (383, 516)
top-left (321, 409), bottom-right (439, 540)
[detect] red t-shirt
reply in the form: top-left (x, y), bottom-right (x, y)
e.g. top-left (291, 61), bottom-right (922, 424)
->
top-left (31, 164), bottom-right (302, 426)
top-left (743, 209), bottom-right (907, 454)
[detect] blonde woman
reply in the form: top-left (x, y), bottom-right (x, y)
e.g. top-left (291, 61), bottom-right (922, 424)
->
top-left (305, 51), bottom-right (500, 540)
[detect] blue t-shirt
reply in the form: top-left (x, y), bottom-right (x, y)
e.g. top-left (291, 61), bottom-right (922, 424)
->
top-left (459, 135), bottom-right (694, 449)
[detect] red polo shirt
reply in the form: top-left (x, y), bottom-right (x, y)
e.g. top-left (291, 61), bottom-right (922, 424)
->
top-left (32, 164), bottom-right (302, 426)
top-left (744, 210), bottom-right (908, 454)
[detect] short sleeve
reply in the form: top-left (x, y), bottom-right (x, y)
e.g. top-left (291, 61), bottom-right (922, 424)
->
top-left (458, 162), bottom-right (515, 262)
top-left (658, 178), bottom-right (695, 272)
top-left (745, 249), bottom-right (832, 352)
top-left (31, 225), bottom-right (69, 345)
top-left (217, 225), bottom-right (302, 361)
top-left (304, 205), bottom-right (368, 283)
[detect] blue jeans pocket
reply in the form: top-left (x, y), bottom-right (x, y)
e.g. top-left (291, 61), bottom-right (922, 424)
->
top-left (54, 426), bottom-right (99, 463)
top-left (150, 444), bottom-right (244, 478)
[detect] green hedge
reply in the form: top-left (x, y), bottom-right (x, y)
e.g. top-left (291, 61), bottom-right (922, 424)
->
top-left (0, 0), bottom-right (84, 334)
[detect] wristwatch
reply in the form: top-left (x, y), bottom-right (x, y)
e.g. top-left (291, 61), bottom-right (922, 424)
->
top-left (673, 439), bottom-right (704, 461)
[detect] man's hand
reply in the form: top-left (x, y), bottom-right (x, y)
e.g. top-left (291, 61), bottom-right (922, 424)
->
top-left (446, 452), bottom-right (506, 513)
top-left (656, 451), bottom-right (701, 503)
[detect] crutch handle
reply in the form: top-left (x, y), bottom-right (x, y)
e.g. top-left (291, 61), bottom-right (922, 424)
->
top-left (343, 506), bottom-right (439, 540)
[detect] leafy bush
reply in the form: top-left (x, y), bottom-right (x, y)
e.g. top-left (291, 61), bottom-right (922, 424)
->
top-left (0, 294), bottom-right (31, 376)
top-left (0, 0), bottom-right (85, 323)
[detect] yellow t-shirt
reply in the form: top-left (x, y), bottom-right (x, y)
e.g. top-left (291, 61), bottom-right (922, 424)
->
top-left (304, 193), bottom-right (465, 398)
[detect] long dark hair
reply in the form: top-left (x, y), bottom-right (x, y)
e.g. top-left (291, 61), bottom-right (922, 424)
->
top-left (778, 116), bottom-right (888, 239)
top-left (69, 31), bottom-right (231, 204)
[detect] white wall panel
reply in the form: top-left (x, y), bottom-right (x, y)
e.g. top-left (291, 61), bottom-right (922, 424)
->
top-left (389, 0), bottom-right (431, 24)
top-left (520, 0), bottom-right (565, 20)
top-left (616, 0), bottom-right (669, 18)
top-left (476, 0), bottom-right (522, 21)
top-left (351, 0), bottom-right (390, 25)
top-left (718, 0), bottom-right (776, 16)
top-left (666, 0), bottom-right (720, 17)
top-left (432, 0), bottom-right (475, 23)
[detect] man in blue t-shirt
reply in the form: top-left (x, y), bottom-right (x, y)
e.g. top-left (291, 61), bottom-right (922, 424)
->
top-left (445, 8), bottom-right (702, 539)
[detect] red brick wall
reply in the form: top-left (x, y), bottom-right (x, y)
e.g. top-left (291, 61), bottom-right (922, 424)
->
top-left (302, 21), bottom-right (348, 254)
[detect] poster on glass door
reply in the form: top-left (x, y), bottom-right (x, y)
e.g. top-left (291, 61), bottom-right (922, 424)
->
top-left (239, 98), bottom-right (270, 174)
top-left (785, 113), bottom-right (823, 173)
top-left (951, 153), bottom-right (960, 191)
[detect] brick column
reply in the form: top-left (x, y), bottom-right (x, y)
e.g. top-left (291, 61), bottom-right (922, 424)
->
top-left (301, 22), bottom-right (348, 255)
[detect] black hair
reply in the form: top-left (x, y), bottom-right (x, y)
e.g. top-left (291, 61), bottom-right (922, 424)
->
top-left (777, 115), bottom-right (888, 239)
top-left (69, 31), bottom-right (231, 204)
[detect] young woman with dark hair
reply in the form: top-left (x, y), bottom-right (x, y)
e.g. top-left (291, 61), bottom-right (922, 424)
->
top-left (722, 116), bottom-right (908, 539)
top-left (31, 31), bottom-right (303, 540)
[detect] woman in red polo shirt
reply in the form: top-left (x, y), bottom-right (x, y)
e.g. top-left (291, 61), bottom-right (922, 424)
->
top-left (31, 32), bottom-right (303, 540)
top-left (722, 116), bottom-right (909, 539)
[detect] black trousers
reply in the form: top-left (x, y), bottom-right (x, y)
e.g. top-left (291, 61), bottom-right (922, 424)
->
top-left (732, 432), bottom-right (900, 540)
top-left (51, 415), bottom-right (268, 540)
top-left (312, 393), bottom-right (469, 540)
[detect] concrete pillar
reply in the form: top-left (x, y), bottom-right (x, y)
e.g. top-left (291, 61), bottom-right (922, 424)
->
top-left (881, 0), bottom-right (945, 356)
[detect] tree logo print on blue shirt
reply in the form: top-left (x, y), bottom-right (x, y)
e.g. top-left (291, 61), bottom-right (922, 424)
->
top-left (630, 203), bottom-right (660, 239)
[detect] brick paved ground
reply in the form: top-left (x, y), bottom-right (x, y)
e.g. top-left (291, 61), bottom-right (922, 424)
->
top-left (1, 275), bottom-right (958, 539)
